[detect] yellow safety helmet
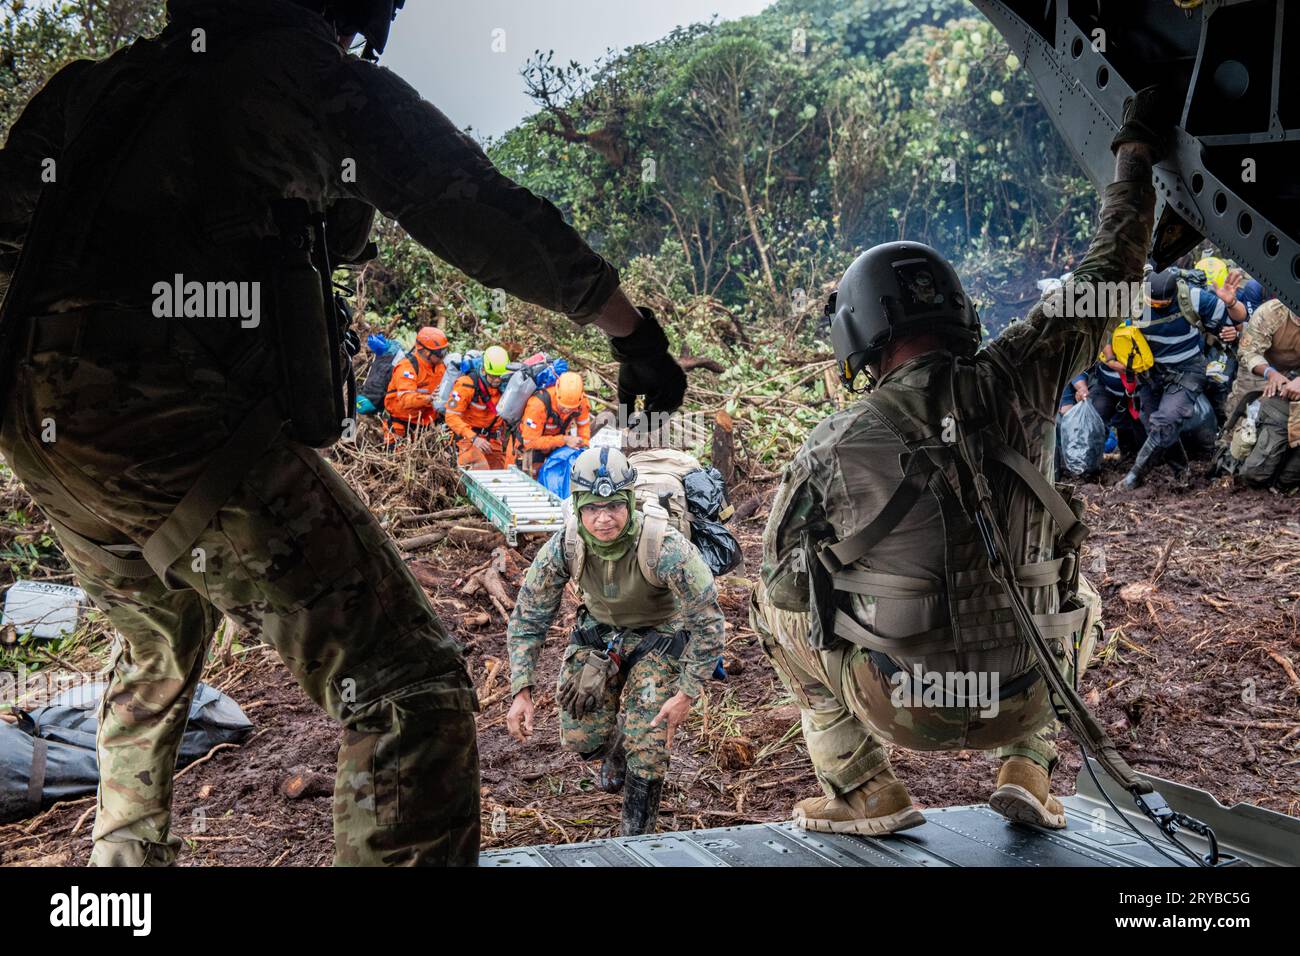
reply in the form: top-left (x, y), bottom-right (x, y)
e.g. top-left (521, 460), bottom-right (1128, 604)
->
top-left (1195, 256), bottom-right (1229, 290)
top-left (1110, 323), bottom-right (1154, 374)
top-left (482, 345), bottom-right (509, 376)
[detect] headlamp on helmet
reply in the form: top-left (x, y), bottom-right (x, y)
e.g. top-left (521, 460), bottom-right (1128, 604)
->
top-left (571, 447), bottom-right (637, 499)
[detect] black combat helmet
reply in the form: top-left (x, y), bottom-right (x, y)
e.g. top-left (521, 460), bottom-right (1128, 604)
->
top-left (293, 0), bottom-right (405, 59)
top-left (827, 241), bottom-right (981, 388)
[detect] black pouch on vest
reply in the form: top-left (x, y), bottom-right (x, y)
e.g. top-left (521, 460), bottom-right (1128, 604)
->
top-left (803, 529), bottom-right (843, 651)
top-left (268, 200), bottom-right (349, 448)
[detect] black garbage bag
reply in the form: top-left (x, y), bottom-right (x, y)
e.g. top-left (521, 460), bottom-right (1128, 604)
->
top-left (1057, 400), bottom-right (1106, 477)
top-left (0, 681), bottom-right (252, 823)
top-left (683, 467), bottom-right (728, 521)
top-left (690, 516), bottom-right (742, 576)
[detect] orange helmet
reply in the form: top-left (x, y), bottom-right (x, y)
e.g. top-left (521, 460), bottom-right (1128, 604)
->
top-left (416, 327), bottom-right (449, 351)
top-left (556, 371), bottom-right (585, 410)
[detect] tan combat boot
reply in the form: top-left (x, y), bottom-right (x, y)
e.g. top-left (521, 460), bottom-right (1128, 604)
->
top-left (792, 771), bottom-right (925, 836)
top-left (989, 755), bottom-right (1067, 829)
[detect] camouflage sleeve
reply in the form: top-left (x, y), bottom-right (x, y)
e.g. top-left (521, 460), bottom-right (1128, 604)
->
top-left (0, 59), bottom-right (91, 297)
top-left (506, 532), bottom-right (571, 695)
top-left (1238, 302), bottom-right (1284, 375)
top-left (989, 178), bottom-right (1156, 417)
top-left (656, 529), bottom-right (725, 700)
top-left (322, 58), bottom-right (620, 324)
top-left (759, 444), bottom-right (831, 613)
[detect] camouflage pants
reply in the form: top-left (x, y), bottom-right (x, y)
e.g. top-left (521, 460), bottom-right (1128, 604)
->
top-left (556, 634), bottom-right (680, 781)
top-left (1240, 398), bottom-right (1300, 489)
top-left (1, 348), bottom-right (481, 866)
top-left (749, 579), bottom-right (1102, 798)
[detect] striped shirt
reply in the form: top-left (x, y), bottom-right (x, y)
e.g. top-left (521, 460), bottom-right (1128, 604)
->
top-left (1094, 361), bottom-right (1127, 395)
top-left (1136, 285), bottom-right (1225, 368)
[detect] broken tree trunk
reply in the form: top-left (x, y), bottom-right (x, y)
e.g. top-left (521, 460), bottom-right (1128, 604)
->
top-left (279, 769), bottom-right (333, 800)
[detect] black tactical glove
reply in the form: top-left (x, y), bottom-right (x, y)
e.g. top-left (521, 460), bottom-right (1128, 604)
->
top-left (610, 307), bottom-right (687, 418)
top-left (557, 649), bottom-right (619, 720)
top-left (1111, 85), bottom-right (1179, 160)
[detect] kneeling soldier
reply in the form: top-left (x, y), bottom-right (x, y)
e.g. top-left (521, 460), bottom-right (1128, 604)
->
top-left (506, 448), bottom-right (725, 834)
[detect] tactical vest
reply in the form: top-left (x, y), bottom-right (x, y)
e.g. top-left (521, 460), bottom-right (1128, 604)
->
top-left (562, 502), bottom-right (676, 629)
top-left (809, 355), bottom-right (1090, 685)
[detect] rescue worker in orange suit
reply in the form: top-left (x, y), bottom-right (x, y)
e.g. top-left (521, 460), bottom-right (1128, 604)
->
top-left (383, 326), bottom-right (449, 445)
top-left (518, 371), bottom-right (592, 475)
top-left (446, 345), bottom-right (510, 469)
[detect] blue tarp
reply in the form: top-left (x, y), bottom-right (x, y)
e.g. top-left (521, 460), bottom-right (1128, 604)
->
top-left (539, 445), bottom-right (584, 500)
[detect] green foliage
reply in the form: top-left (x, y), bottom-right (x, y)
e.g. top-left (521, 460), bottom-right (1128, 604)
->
top-left (464, 2), bottom-right (1096, 331)
top-left (1, 0), bottom-right (165, 142)
top-left (2, 0), bottom-right (1106, 466)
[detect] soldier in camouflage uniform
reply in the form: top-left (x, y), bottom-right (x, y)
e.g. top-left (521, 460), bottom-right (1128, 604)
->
top-left (751, 99), bottom-right (1166, 835)
top-left (1229, 299), bottom-right (1300, 487)
top-left (506, 448), bottom-right (724, 835)
top-left (0, 0), bottom-right (684, 865)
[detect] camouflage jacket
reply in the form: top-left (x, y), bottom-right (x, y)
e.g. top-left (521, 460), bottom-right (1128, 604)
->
top-left (0, 0), bottom-right (618, 321)
top-left (763, 178), bottom-right (1155, 674)
top-left (1236, 299), bottom-right (1300, 444)
top-left (507, 526), bottom-right (725, 699)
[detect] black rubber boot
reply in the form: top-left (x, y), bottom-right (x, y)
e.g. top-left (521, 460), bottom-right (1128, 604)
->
top-left (1118, 437), bottom-right (1162, 489)
top-left (597, 725), bottom-right (627, 794)
top-left (620, 773), bottom-right (664, 836)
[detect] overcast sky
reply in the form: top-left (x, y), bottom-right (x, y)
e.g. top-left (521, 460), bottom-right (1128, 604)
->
top-left (381, 1), bottom-right (775, 140)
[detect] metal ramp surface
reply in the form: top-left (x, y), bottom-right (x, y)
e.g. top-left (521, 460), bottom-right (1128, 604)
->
top-left (481, 761), bottom-right (1299, 868)
top-left (458, 466), bottom-right (565, 545)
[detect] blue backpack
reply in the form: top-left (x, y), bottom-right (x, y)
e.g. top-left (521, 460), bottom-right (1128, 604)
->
top-left (538, 444), bottom-right (584, 500)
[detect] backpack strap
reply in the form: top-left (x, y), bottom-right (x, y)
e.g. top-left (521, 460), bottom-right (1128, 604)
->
top-left (536, 388), bottom-right (577, 434)
top-left (561, 500), bottom-right (585, 582)
top-left (937, 361), bottom-right (1154, 797)
top-left (637, 503), bottom-right (670, 588)
top-left (822, 449), bottom-right (941, 569)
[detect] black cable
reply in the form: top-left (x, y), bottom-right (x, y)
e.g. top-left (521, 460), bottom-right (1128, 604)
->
top-left (1070, 640), bottom-right (1204, 866)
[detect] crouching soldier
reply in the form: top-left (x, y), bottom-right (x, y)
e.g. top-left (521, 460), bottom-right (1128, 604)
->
top-left (751, 96), bottom-right (1162, 836)
top-left (505, 448), bottom-right (725, 834)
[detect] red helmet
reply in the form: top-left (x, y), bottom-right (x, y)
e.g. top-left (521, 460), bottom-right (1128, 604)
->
top-left (416, 327), bottom-right (449, 351)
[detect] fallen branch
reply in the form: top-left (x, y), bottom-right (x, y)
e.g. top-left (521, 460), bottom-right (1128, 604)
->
top-left (1203, 716), bottom-right (1296, 732)
top-left (174, 742), bottom-right (241, 781)
top-left (1266, 650), bottom-right (1300, 692)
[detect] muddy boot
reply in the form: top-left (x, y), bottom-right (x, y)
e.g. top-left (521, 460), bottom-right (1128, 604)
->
top-left (791, 769), bottom-right (925, 836)
top-left (597, 725), bottom-right (627, 794)
top-left (989, 755), bottom-right (1067, 829)
top-left (620, 773), bottom-right (663, 836)
top-left (1117, 436), bottom-right (1161, 489)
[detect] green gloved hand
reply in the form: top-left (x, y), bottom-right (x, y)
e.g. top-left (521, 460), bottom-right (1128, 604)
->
top-left (557, 649), bottom-right (619, 720)
top-left (1111, 85), bottom-right (1178, 159)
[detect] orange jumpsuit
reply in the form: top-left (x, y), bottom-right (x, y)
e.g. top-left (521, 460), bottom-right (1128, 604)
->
top-left (382, 351), bottom-right (445, 444)
top-left (445, 372), bottom-right (507, 469)
top-left (517, 387), bottom-right (592, 475)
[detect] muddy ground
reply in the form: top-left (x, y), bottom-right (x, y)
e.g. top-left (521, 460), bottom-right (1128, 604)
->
top-left (1, 462), bottom-right (1297, 866)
